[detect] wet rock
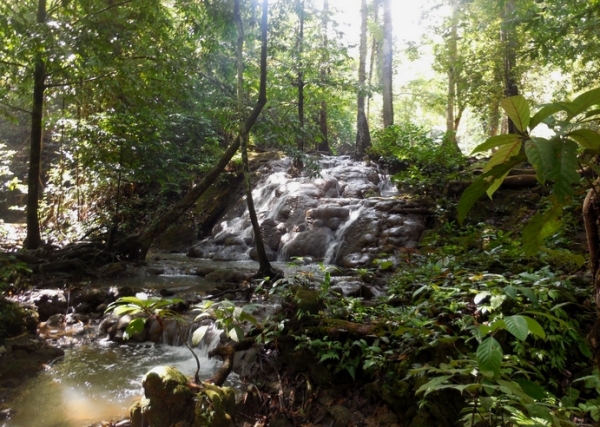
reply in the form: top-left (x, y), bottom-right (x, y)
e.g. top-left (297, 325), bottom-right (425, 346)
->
top-left (204, 269), bottom-right (254, 283)
top-left (328, 405), bottom-right (353, 427)
top-left (31, 289), bottom-right (67, 321)
top-left (281, 227), bottom-right (333, 260)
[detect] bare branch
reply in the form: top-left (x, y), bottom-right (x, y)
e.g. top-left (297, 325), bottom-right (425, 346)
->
top-left (0, 100), bottom-right (31, 116)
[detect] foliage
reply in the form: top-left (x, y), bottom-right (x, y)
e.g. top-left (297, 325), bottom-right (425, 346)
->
top-left (191, 300), bottom-right (258, 345)
top-left (458, 88), bottom-right (600, 254)
top-left (369, 123), bottom-right (465, 194)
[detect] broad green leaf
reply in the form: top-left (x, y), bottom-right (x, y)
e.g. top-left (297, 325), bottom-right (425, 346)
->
top-left (504, 315), bottom-right (529, 341)
top-left (516, 379), bottom-right (546, 400)
top-left (501, 95), bottom-right (530, 133)
top-left (415, 375), bottom-right (452, 396)
top-left (522, 200), bottom-right (563, 256)
top-left (524, 403), bottom-right (553, 423)
top-left (524, 138), bottom-right (554, 184)
top-left (113, 305), bottom-right (140, 317)
top-left (519, 288), bottom-right (538, 305)
top-left (530, 104), bottom-right (569, 130)
top-left (579, 341), bottom-right (593, 358)
top-left (124, 317), bottom-right (146, 340)
top-left (568, 129), bottom-right (600, 149)
top-left (496, 379), bottom-right (535, 404)
top-left (522, 315), bottom-right (546, 339)
top-left (239, 311), bottom-right (258, 325)
top-left (476, 337), bottom-right (502, 378)
top-left (484, 141), bottom-right (522, 198)
top-left (490, 294), bottom-right (506, 310)
top-left (471, 134), bottom-right (522, 155)
top-left (504, 286), bottom-right (518, 299)
top-left (546, 138), bottom-right (579, 200)
top-left (227, 325), bottom-right (244, 342)
top-left (457, 154), bottom-right (526, 225)
top-left (570, 87), bottom-right (600, 117)
top-left (192, 325), bottom-right (209, 346)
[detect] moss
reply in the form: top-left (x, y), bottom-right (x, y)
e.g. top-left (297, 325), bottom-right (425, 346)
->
top-left (194, 383), bottom-right (235, 427)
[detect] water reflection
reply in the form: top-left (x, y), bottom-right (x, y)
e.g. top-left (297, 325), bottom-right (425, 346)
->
top-left (3, 340), bottom-right (233, 427)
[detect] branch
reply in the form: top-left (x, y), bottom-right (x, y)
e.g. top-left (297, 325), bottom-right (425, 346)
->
top-left (0, 100), bottom-right (31, 116)
top-left (71, 0), bottom-right (134, 25)
top-left (0, 59), bottom-right (27, 68)
top-left (45, 72), bottom-right (116, 88)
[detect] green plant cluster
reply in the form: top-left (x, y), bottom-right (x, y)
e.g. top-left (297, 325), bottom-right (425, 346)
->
top-left (0, 253), bottom-right (32, 341)
top-left (369, 123), bottom-right (465, 195)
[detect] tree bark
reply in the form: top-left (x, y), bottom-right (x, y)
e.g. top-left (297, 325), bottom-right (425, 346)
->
top-left (445, 0), bottom-right (460, 150)
top-left (25, 0), bottom-right (47, 250)
top-left (295, 0), bottom-right (305, 153)
top-left (583, 184), bottom-right (600, 366)
top-left (235, 0), bottom-right (281, 280)
top-left (355, 0), bottom-right (371, 157)
top-left (120, 0), bottom-right (271, 261)
top-left (367, 0), bottom-right (382, 118)
top-left (500, 0), bottom-right (519, 134)
top-left (317, 0), bottom-right (331, 154)
top-left (381, 0), bottom-right (393, 127)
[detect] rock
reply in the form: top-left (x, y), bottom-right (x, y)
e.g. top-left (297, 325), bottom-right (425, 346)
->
top-left (281, 227), bottom-right (333, 260)
top-left (131, 366), bottom-right (195, 427)
top-left (328, 405), bottom-right (353, 427)
top-left (31, 289), bottom-right (67, 321)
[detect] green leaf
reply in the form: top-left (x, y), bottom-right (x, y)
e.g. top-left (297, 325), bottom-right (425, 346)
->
top-left (501, 95), bottom-right (530, 133)
top-left (457, 154), bottom-right (526, 225)
top-left (192, 325), bottom-right (209, 346)
top-left (568, 129), bottom-right (600, 149)
top-left (530, 104), bottom-right (569, 130)
top-left (415, 375), bottom-right (453, 396)
top-left (522, 315), bottom-right (546, 339)
top-left (504, 286), bottom-right (518, 299)
top-left (546, 138), bottom-right (579, 201)
top-left (522, 197), bottom-right (563, 256)
top-left (579, 341), bottom-right (593, 358)
top-left (476, 337), bottom-right (502, 378)
top-left (471, 134), bottom-right (522, 155)
top-left (519, 288), bottom-right (538, 305)
top-left (570, 87), bottom-right (600, 117)
top-left (516, 379), bottom-right (546, 400)
top-left (124, 317), bottom-right (146, 340)
top-left (484, 140), bottom-right (523, 198)
top-left (227, 325), bottom-right (244, 342)
top-left (524, 138), bottom-right (554, 184)
top-left (504, 315), bottom-right (529, 341)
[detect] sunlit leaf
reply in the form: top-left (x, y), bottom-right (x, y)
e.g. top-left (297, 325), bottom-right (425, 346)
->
top-left (501, 95), bottom-right (530, 133)
top-left (484, 141), bottom-right (522, 198)
top-left (568, 129), bottom-right (600, 149)
top-left (415, 375), bottom-right (452, 396)
top-left (521, 315), bottom-right (546, 339)
top-left (192, 325), bottom-right (209, 346)
top-left (471, 134), bottom-right (522, 154)
top-left (124, 317), bottom-right (145, 340)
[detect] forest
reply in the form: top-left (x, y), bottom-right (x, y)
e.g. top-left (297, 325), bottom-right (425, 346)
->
top-left (2, 0), bottom-right (600, 426)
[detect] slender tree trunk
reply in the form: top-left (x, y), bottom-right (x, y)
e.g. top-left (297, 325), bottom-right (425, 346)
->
top-left (25, 0), bottom-right (47, 250)
top-left (382, 0), bottom-right (393, 127)
top-left (445, 0), bottom-right (460, 150)
top-left (121, 0), bottom-right (271, 261)
top-left (295, 0), bottom-right (305, 153)
top-left (235, 0), bottom-right (280, 279)
top-left (500, 0), bottom-right (519, 134)
top-left (367, 0), bottom-right (381, 119)
top-left (317, 0), bottom-right (331, 153)
top-left (356, 0), bottom-right (371, 157)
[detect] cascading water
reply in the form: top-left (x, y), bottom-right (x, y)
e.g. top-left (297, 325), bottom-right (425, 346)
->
top-left (188, 155), bottom-right (426, 268)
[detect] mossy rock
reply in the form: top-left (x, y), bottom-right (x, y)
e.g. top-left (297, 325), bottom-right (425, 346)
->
top-left (292, 287), bottom-right (323, 315)
top-left (193, 382), bottom-right (236, 427)
top-left (130, 366), bottom-right (195, 427)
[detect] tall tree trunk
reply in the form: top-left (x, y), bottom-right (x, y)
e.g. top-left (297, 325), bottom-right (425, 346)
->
top-left (25, 0), bottom-right (47, 250)
top-left (235, 0), bottom-right (280, 279)
top-left (120, 0), bottom-right (270, 261)
top-left (500, 0), bottom-right (519, 134)
top-left (445, 0), bottom-right (460, 150)
top-left (356, 0), bottom-right (371, 157)
top-left (367, 0), bottom-right (382, 118)
top-left (317, 0), bottom-right (331, 153)
top-left (295, 0), bottom-right (305, 154)
top-left (381, 0), bottom-right (393, 127)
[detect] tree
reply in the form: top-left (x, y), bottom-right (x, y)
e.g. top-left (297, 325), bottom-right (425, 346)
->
top-left (295, 0), bottom-right (306, 154)
top-left (120, 0), bottom-right (272, 261)
top-left (235, 0), bottom-right (281, 279)
top-left (355, 0), bottom-right (371, 157)
top-left (381, 0), bottom-right (393, 127)
top-left (316, 0), bottom-right (331, 154)
top-left (500, 0), bottom-right (520, 134)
